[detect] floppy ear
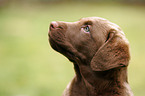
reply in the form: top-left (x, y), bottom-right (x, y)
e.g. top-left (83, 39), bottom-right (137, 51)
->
top-left (91, 30), bottom-right (130, 71)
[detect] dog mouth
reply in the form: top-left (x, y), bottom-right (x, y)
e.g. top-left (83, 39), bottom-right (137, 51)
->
top-left (49, 36), bottom-right (75, 61)
top-left (49, 35), bottom-right (87, 64)
top-left (48, 21), bottom-right (75, 61)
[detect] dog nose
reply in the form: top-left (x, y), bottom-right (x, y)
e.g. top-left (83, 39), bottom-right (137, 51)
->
top-left (50, 21), bottom-right (58, 29)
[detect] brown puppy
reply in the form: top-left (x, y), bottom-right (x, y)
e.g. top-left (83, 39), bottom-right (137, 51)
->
top-left (48, 17), bottom-right (133, 96)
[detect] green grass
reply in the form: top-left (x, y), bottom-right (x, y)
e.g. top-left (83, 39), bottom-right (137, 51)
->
top-left (0, 2), bottom-right (145, 96)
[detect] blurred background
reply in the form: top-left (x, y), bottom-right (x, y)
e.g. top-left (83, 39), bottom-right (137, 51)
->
top-left (0, 0), bottom-right (145, 96)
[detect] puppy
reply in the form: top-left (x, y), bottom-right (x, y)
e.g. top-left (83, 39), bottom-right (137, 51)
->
top-left (48, 17), bottom-right (133, 96)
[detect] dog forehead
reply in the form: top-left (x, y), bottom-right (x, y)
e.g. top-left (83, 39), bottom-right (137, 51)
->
top-left (78, 17), bottom-right (112, 28)
top-left (79, 17), bottom-right (108, 22)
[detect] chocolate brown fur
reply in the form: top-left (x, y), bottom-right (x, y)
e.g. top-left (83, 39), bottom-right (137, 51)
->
top-left (48, 17), bottom-right (133, 96)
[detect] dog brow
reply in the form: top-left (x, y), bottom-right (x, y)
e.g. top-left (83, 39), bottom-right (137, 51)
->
top-left (83, 21), bottom-right (93, 25)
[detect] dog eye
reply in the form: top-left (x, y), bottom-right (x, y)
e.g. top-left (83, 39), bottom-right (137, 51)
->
top-left (83, 25), bottom-right (90, 33)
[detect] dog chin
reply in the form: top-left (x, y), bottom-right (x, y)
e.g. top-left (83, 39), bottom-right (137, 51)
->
top-left (49, 36), bottom-right (76, 62)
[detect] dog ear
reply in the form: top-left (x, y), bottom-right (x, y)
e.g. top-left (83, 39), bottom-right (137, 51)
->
top-left (90, 30), bottom-right (130, 71)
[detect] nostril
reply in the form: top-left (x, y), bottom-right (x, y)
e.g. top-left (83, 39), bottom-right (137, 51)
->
top-left (50, 24), bottom-right (54, 28)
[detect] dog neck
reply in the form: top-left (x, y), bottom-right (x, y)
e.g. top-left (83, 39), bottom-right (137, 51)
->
top-left (73, 63), bottom-right (132, 96)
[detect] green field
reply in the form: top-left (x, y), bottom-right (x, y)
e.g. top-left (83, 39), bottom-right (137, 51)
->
top-left (0, 2), bottom-right (145, 96)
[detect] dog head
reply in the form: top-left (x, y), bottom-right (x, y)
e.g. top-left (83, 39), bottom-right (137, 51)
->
top-left (48, 17), bottom-right (130, 71)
